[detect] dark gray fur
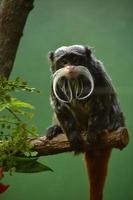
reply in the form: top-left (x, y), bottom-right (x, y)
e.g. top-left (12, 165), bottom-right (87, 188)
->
top-left (47, 45), bottom-right (125, 152)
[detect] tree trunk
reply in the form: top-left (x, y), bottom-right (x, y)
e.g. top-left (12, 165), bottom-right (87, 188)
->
top-left (0, 0), bottom-right (34, 79)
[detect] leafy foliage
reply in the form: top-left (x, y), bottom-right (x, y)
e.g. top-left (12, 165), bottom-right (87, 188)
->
top-left (0, 76), bottom-right (51, 173)
top-left (12, 157), bottom-right (53, 173)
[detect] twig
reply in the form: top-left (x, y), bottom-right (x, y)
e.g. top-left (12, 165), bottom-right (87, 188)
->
top-left (6, 108), bottom-right (21, 122)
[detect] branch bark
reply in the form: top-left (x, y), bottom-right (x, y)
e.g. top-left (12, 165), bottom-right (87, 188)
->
top-left (30, 127), bottom-right (129, 156)
top-left (0, 0), bottom-right (34, 79)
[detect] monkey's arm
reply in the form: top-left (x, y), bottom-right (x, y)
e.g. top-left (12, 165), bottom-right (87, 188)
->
top-left (47, 98), bottom-right (84, 152)
top-left (88, 59), bottom-right (125, 135)
top-left (47, 124), bottom-right (63, 139)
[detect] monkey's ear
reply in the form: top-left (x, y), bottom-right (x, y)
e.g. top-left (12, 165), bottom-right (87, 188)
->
top-left (48, 51), bottom-right (54, 62)
top-left (85, 46), bottom-right (92, 57)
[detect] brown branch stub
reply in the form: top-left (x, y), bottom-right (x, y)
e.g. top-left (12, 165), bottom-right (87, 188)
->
top-left (99, 127), bottom-right (129, 150)
top-left (0, 0), bottom-right (34, 79)
top-left (30, 127), bottom-right (129, 156)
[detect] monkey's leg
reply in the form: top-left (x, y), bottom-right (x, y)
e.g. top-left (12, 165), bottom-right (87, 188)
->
top-left (55, 106), bottom-right (84, 152)
top-left (84, 148), bottom-right (111, 200)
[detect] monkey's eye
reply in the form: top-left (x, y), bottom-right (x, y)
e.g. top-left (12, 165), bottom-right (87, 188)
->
top-left (60, 58), bottom-right (68, 65)
top-left (71, 55), bottom-right (82, 65)
top-left (72, 56), bottom-right (78, 63)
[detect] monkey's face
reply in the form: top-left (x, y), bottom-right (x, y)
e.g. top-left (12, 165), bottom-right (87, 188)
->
top-left (49, 45), bottom-right (94, 103)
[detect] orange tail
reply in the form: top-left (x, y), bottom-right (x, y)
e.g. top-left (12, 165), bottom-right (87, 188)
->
top-left (84, 148), bottom-right (111, 200)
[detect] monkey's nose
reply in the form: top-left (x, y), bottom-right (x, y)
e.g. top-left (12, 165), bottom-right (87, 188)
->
top-left (64, 66), bottom-right (78, 78)
top-left (65, 65), bottom-right (76, 73)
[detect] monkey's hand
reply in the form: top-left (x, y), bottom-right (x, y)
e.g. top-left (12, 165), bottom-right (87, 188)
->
top-left (46, 124), bottom-right (63, 139)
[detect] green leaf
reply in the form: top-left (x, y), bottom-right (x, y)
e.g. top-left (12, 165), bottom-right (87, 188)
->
top-left (0, 103), bottom-right (8, 111)
top-left (24, 152), bottom-right (31, 157)
top-left (10, 98), bottom-right (34, 109)
top-left (0, 98), bottom-right (34, 111)
top-left (30, 151), bottom-right (38, 157)
top-left (13, 157), bottom-right (53, 173)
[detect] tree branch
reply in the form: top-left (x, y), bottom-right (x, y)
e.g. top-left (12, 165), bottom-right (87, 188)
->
top-left (29, 127), bottom-right (129, 156)
top-left (0, 0), bottom-right (34, 79)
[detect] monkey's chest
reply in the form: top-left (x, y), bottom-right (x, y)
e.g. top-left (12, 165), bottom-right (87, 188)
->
top-left (68, 101), bottom-right (90, 131)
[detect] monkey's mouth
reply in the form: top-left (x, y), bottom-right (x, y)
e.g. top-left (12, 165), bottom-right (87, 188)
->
top-left (52, 66), bottom-right (94, 103)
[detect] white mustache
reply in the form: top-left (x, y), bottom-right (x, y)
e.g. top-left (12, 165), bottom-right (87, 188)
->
top-left (52, 66), bottom-right (94, 103)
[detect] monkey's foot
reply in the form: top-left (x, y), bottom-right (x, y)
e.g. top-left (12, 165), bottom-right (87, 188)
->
top-left (46, 125), bottom-right (62, 139)
top-left (69, 131), bottom-right (84, 153)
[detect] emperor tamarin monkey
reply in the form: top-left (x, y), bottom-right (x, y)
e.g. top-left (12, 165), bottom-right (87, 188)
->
top-left (46, 45), bottom-right (125, 200)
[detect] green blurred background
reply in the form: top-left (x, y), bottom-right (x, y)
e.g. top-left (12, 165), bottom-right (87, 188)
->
top-left (1, 0), bottom-right (133, 199)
